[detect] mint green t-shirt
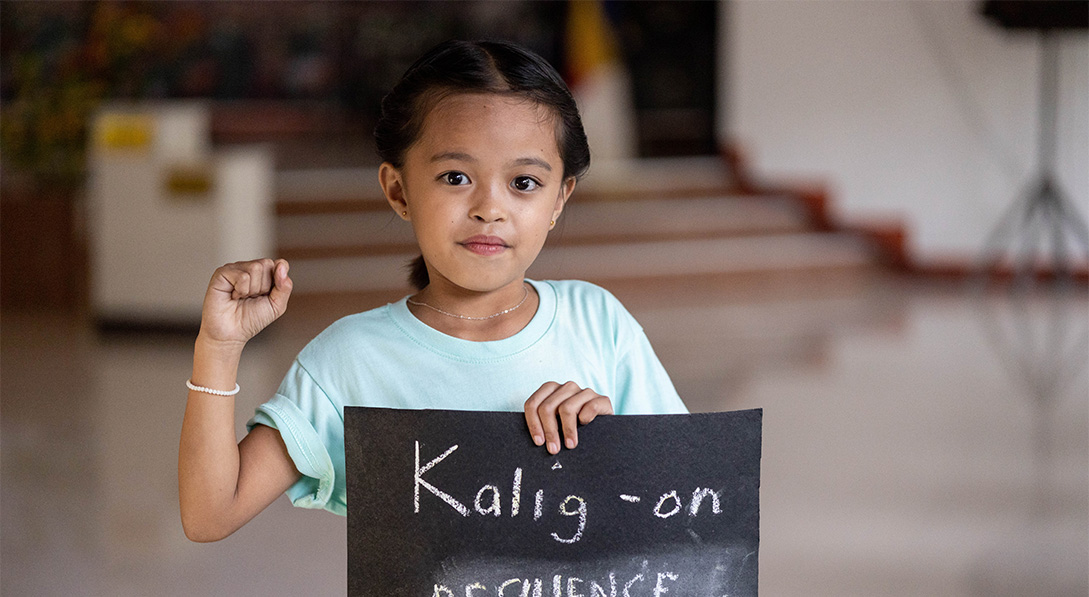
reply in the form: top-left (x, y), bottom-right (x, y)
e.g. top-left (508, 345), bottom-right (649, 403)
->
top-left (248, 279), bottom-right (686, 516)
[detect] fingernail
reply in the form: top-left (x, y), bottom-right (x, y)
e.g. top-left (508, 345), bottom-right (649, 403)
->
top-left (547, 442), bottom-right (558, 454)
top-left (533, 434), bottom-right (544, 446)
top-left (565, 437), bottom-right (575, 449)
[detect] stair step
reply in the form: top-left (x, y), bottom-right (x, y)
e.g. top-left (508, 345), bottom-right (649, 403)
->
top-left (273, 161), bottom-right (882, 296)
top-left (274, 157), bottom-right (738, 214)
top-left (276, 194), bottom-right (811, 258)
top-left (559, 194), bottom-right (807, 237)
top-left (277, 168), bottom-right (384, 212)
top-left (285, 233), bottom-right (877, 294)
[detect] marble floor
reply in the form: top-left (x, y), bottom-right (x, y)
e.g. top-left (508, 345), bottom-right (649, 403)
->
top-left (2, 271), bottom-right (1086, 596)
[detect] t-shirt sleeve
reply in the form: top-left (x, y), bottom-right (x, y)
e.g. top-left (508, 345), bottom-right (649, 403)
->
top-left (610, 302), bottom-right (689, 415)
top-left (246, 358), bottom-right (346, 515)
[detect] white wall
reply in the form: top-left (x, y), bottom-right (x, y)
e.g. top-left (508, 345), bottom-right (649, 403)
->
top-left (723, 0), bottom-right (1088, 262)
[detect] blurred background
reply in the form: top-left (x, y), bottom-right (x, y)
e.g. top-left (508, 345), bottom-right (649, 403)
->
top-left (1, 1), bottom-right (1086, 595)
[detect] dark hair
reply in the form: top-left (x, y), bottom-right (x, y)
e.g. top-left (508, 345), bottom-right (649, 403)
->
top-left (374, 40), bottom-right (591, 290)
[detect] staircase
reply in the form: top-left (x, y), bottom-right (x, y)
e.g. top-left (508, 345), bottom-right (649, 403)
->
top-left (275, 157), bottom-right (883, 296)
top-left (271, 156), bottom-right (900, 413)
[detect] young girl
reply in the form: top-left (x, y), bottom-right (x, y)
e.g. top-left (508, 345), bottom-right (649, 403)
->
top-left (179, 40), bottom-right (687, 542)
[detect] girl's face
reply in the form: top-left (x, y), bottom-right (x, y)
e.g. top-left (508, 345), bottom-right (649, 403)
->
top-left (380, 93), bottom-right (574, 296)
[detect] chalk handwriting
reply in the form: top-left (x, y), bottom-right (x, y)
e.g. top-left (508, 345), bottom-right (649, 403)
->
top-left (551, 495), bottom-right (587, 544)
top-left (511, 468), bottom-right (522, 517)
top-left (431, 565), bottom-right (680, 597)
top-left (412, 442), bottom-right (725, 545)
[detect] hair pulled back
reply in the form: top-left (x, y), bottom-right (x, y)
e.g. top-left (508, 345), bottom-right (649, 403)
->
top-left (374, 40), bottom-right (591, 290)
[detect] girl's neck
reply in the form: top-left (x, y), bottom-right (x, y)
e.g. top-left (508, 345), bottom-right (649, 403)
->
top-left (407, 280), bottom-right (539, 342)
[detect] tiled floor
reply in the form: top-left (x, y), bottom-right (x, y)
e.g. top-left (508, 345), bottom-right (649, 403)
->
top-left (2, 272), bottom-right (1086, 596)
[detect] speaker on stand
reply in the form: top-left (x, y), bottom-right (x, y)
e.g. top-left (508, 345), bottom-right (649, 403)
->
top-left (968, 5), bottom-right (1089, 597)
top-left (977, 0), bottom-right (1089, 286)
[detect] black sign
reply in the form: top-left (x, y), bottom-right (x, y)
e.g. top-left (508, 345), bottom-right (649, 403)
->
top-left (345, 407), bottom-right (762, 596)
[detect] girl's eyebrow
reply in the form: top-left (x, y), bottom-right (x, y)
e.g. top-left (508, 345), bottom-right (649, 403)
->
top-left (430, 151), bottom-right (475, 164)
top-left (429, 152), bottom-right (552, 172)
top-left (509, 157), bottom-right (552, 172)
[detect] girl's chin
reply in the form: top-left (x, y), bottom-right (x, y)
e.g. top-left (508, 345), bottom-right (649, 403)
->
top-left (430, 271), bottom-right (527, 294)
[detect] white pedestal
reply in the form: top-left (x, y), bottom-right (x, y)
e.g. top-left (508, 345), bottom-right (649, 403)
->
top-left (88, 102), bottom-right (273, 327)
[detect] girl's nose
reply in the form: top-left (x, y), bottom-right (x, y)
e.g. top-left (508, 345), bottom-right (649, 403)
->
top-left (469, 185), bottom-right (507, 222)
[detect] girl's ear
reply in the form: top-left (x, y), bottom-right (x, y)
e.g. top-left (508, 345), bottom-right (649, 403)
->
top-left (552, 177), bottom-right (576, 223)
top-left (379, 162), bottom-right (410, 220)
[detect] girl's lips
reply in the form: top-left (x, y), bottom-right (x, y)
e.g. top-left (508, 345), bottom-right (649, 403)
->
top-left (459, 235), bottom-right (509, 256)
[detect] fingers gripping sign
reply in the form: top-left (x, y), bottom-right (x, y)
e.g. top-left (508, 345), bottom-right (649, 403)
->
top-left (524, 381), bottom-right (613, 455)
top-left (200, 258), bottom-right (293, 346)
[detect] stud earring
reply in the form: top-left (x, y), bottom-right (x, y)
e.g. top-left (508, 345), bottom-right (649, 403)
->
top-left (550, 220), bottom-right (555, 226)
top-left (402, 211), bottom-right (408, 217)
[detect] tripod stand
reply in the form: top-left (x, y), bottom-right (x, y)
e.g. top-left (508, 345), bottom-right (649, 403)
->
top-left (979, 31), bottom-right (1089, 284)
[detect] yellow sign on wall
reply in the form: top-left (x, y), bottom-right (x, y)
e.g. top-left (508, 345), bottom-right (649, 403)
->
top-left (96, 114), bottom-right (155, 151)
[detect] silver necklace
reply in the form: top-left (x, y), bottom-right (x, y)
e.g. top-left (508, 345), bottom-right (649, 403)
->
top-left (407, 284), bottom-right (530, 321)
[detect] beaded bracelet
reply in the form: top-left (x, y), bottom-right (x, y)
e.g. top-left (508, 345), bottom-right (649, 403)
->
top-left (186, 379), bottom-right (241, 396)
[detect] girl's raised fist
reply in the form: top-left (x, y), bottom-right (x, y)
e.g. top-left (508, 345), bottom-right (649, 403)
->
top-left (199, 258), bottom-right (292, 346)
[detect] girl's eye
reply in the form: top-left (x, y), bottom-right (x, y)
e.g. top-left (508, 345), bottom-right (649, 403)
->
top-left (442, 172), bottom-right (469, 186)
top-left (512, 176), bottom-right (540, 192)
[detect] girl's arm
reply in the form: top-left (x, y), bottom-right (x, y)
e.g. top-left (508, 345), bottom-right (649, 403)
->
top-left (179, 259), bottom-right (301, 542)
